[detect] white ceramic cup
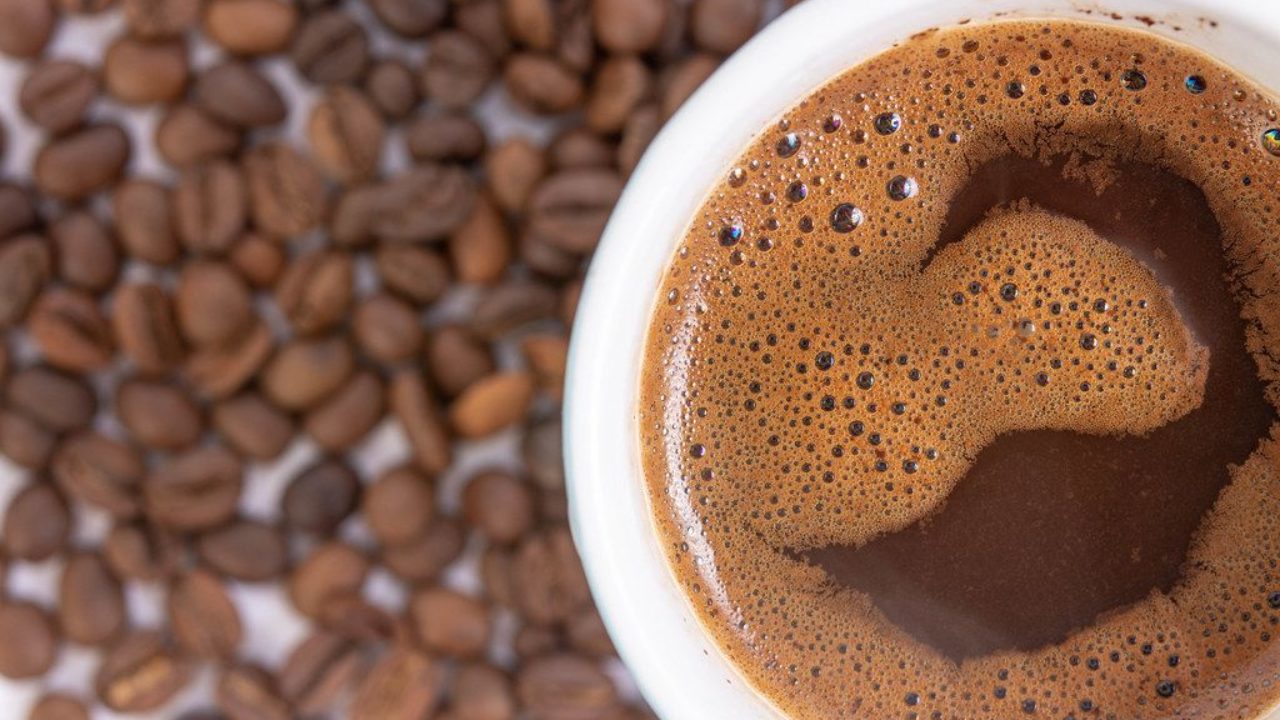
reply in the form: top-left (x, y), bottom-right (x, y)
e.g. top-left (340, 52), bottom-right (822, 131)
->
top-left (564, 1), bottom-right (1280, 717)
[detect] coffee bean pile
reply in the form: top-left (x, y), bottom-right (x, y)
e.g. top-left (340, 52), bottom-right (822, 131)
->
top-left (0, 0), bottom-right (780, 717)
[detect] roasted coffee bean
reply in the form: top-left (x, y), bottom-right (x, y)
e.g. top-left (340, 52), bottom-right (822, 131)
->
top-left (464, 471), bottom-right (535, 544)
top-left (51, 212), bottom-right (119, 293)
top-left (381, 516), bottom-right (463, 583)
top-left (114, 178), bottom-right (179, 265)
top-left (59, 551), bottom-right (126, 646)
top-left (449, 663), bottom-right (516, 720)
top-left (0, 184), bottom-right (37, 240)
top-left (527, 169), bottom-right (623, 254)
top-left (27, 289), bottom-right (115, 371)
top-left (174, 161), bottom-right (248, 255)
top-left (212, 391), bottom-right (294, 460)
top-left (112, 283), bottom-right (186, 374)
top-left (504, 0), bottom-right (556, 51)
top-left (522, 333), bottom-right (568, 396)
top-left (203, 0), bottom-right (298, 55)
top-left (52, 431), bottom-right (143, 518)
top-left (57, 0), bottom-right (117, 13)
top-left (389, 370), bottom-right (452, 474)
top-left (375, 245), bottom-right (451, 304)
top-left (169, 569), bottom-right (242, 659)
top-left (183, 318), bottom-right (274, 398)
top-left (144, 445), bottom-right (243, 531)
top-left (547, 127), bottom-right (613, 170)
top-left (368, 0), bottom-right (445, 37)
top-left (244, 142), bottom-right (326, 238)
top-left (410, 587), bottom-right (490, 658)
top-left (4, 483), bottom-right (70, 561)
top-left (194, 62), bottom-right (286, 128)
top-left (513, 623), bottom-right (562, 659)
top-left (103, 521), bottom-right (184, 581)
top-left (0, 601), bottom-right (58, 679)
top-left (592, 0), bottom-right (665, 52)
top-left (328, 184), bottom-right (382, 246)
top-left (449, 371), bottom-right (535, 438)
top-left (690, 0), bottom-right (761, 53)
top-left (456, 0), bottom-right (511, 58)
top-left (156, 104), bottom-right (242, 167)
top-left (471, 280), bottom-right (558, 339)
top-left (0, 0), bottom-right (55, 59)
top-left (19, 60), bottom-right (98, 135)
top-left (660, 53), bottom-right (718, 118)
top-left (309, 86), bottom-right (385, 183)
top-left (364, 59), bottom-right (419, 119)
top-left (317, 593), bottom-right (401, 642)
top-left (504, 54), bottom-right (583, 114)
top-left (196, 519), bottom-right (287, 581)
top-left (176, 260), bottom-right (254, 347)
top-left (405, 112), bottom-right (485, 162)
top-left (352, 294), bottom-right (421, 364)
top-left (7, 366), bottom-right (95, 432)
top-left (261, 336), bottom-right (354, 411)
top-left (0, 235), bottom-right (52, 328)
top-left (123, 0), bottom-right (201, 39)
top-left (289, 541), bottom-right (369, 618)
top-left (349, 646), bottom-right (441, 720)
top-left (586, 56), bottom-right (650, 134)
top-left (517, 654), bottom-right (619, 720)
top-left (291, 10), bottom-right (369, 84)
top-left (275, 250), bottom-right (353, 335)
top-left (303, 369), bottom-right (384, 451)
top-left (513, 525), bottom-right (591, 623)
top-left (279, 632), bottom-right (365, 715)
top-left (618, 103), bottom-right (660, 175)
top-left (35, 125), bottom-right (130, 201)
top-left (283, 459), bottom-right (360, 535)
top-left (567, 608), bottom-right (615, 657)
top-left (95, 631), bottom-right (191, 713)
top-left (556, 9), bottom-right (593, 73)
top-left (362, 466), bottom-right (433, 547)
top-left (450, 193), bottom-right (511, 284)
top-left (422, 31), bottom-right (494, 108)
top-left (426, 324), bottom-right (494, 397)
top-left (0, 409), bottom-right (56, 468)
top-left (104, 36), bottom-right (189, 104)
top-left (229, 233), bottom-right (285, 287)
top-left (372, 164), bottom-right (477, 243)
top-left (116, 378), bottom-right (204, 450)
top-left (216, 664), bottom-right (290, 720)
top-left (29, 693), bottom-right (91, 720)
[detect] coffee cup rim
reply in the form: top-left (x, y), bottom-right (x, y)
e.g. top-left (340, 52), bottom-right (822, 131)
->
top-left (564, 1), bottom-right (1280, 717)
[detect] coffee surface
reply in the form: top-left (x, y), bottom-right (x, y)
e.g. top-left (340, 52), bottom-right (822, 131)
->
top-left (641, 19), bottom-right (1280, 718)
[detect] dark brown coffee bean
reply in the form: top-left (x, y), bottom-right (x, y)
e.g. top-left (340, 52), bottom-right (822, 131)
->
top-left (547, 127), bottom-right (614, 170)
top-left (586, 56), bottom-right (650, 134)
top-left (0, 601), bottom-right (57, 678)
top-left (368, 0), bottom-right (445, 37)
top-left (567, 608), bottom-right (615, 657)
top-left (19, 60), bottom-right (98, 135)
top-left (229, 233), bottom-right (284, 287)
top-left (112, 283), bottom-right (186, 374)
top-left (291, 10), bottom-right (368, 84)
top-left (104, 36), bottom-right (189, 104)
top-left (203, 0), bottom-right (298, 56)
top-left (410, 587), bottom-right (491, 658)
top-left (261, 335), bottom-right (353, 411)
top-left (113, 178), bottom-right (179, 265)
top-left (170, 569), bottom-right (242, 659)
top-left (144, 445), bottom-right (243, 531)
top-left (406, 112), bottom-right (485, 162)
top-left (484, 550), bottom-right (519, 607)
top-left (174, 161), bottom-right (247, 255)
top-left (463, 471), bottom-right (535, 544)
top-left (362, 466), bottom-right (433, 547)
top-left (116, 378), bottom-right (203, 450)
top-left (59, 551), bottom-right (126, 646)
top-left (456, 0), bottom-right (511, 58)
top-left (556, 8), bottom-right (593, 74)
top-left (352, 294), bottom-right (421, 364)
top-left (484, 139), bottom-right (544, 211)
top-left (471, 280), bottom-right (558, 339)
top-left (389, 370), bottom-right (452, 474)
top-left (528, 168), bottom-right (623, 254)
top-left (381, 516), bottom-right (463, 583)
top-left (288, 541), bottom-right (368, 618)
top-left (375, 245), bottom-right (451, 305)
top-left (450, 193), bottom-right (511, 284)
top-left (309, 86), bottom-right (385, 184)
top-left (0, 0), bottom-right (54, 59)
top-left (521, 230), bottom-right (580, 280)
top-left (52, 431), bottom-right (143, 517)
top-left (522, 333), bottom-right (568, 397)
top-left (690, 0), bottom-right (760, 53)
top-left (504, 54), bottom-right (584, 114)
top-left (660, 53), bottom-right (718, 118)
top-left (27, 289), bottom-right (114, 371)
top-left (156, 104), bottom-right (242, 167)
top-left (274, 250), bottom-right (353, 335)
top-left (4, 483), bottom-right (69, 561)
top-left (618, 103), bottom-right (659, 175)
top-left (123, 0), bottom-right (200, 39)
top-left (303, 369), bottom-right (384, 451)
top-left (327, 184), bottom-right (381, 247)
top-left (35, 125), bottom-right (130, 201)
top-left (349, 646), bottom-right (441, 720)
top-left (0, 409), bottom-right (56, 468)
top-left (183, 318), bottom-right (274, 399)
top-left (0, 183), bottom-right (37, 240)
top-left (29, 693), bottom-right (90, 720)
top-left (514, 526), bottom-right (592, 624)
top-left (426, 324), bottom-right (493, 397)
top-left (51, 212), bottom-right (119, 293)
top-left (0, 235), bottom-right (51, 328)
top-left (592, 0), bottom-right (664, 52)
top-left (103, 521), bottom-right (184, 581)
top-left (376, 164), bottom-right (477, 243)
top-left (217, 664), bottom-right (290, 720)
top-left (176, 260), bottom-right (253, 347)
top-left (504, 0), bottom-right (556, 51)
top-left (422, 31), bottom-right (494, 108)
top-left (279, 632), bottom-right (365, 715)
top-left (317, 593), bottom-right (403, 643)
top-left (212, 392), bottom-right (293, 461)
top-left (194, 62), bottom-right (285, 128)
top-left (6, 366), bottom-right (94, 432)
top-left (197, 519), bottom-right (287, 582)
top-left (364, 59), bottom-right (419, 119)
top-left (517, 654), bottom-right (619, 720)
top-left (96, 631), bottom-right (191, 713)
top-left (244, 142), bottom-right (326, 238)
top-left (283, 459), bottom-right (360, 535)
top-left (449, 663), bottom-right (515, 720)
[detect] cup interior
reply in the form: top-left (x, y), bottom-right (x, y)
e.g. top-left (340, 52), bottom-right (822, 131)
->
top-left (564, 1), bottom-right (1280, 717)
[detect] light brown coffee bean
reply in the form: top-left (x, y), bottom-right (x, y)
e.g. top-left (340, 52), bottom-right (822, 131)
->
top-left (690, 0), bottom-right (760, 53)
top-left (174, 161), bottom-right (247, 255)
top-left (349, 646), bottom-right (441, 720)
top-left (177, 260), bottom-right (253, 348)
top-left (374, 164), bottom-right (477, 243)
top-left (375, 245), bottom-right (451, 305)
top-left (19, 60), bottom-right (98, 135)
top-left (513, 622), bottom-right (561, 658)
top-left (244, 142), bottom-right (326, 238)
top-left (116, 379), bottom-right (203, 450)
top-left (170, 569), bottom-right (242, 659)
top-left (217, 664), bottom-right (290, 720)
top-left (504, 0), bottom-right (555, 50)
top-left (464, 471), bottom-right (535, 544)
top-left (456, 0), bottom-right (511, 58)
top-left (283, 459), bottom-right (360, 535)
top-left (4, 483), bottom-right (69, 561)
top-left (472, 280), bottom-right (559, 339)
top-left (592, 0), bottom-right (665, 52)
top-left (362, 466), bottom-right (433, 547)
top-left (450, 193), bottom-right (511, 284)
top-left (260, 336), bottom-right (353, 411)
top-left (0, 0), bottom-right (55, 59)
top-left (96, 631), bottom-right (191, 713)
top-left (527, 168), bottom-right (623, 254)
top-left (28, 289), bottom-right (115, 371)
top-left (547, 127), bottom-right (614, 170)
top-left (52, 431), bottom-right (143, 518)
top-left (504, 54), bottom-right (583, 114)
top-left (194, 62), bottom-right (286, 128)
top-left (450, 371), bottom-right (535, 438)
top-left (567, 608), bottom-right (615, 657)
top-left (0, 184), bottom-right (37, 240)
top-left (381, 515), bottom-right (463, 582)
top-left (309, 86), bottom-right (385, 184)
top-left (212, 392), bottom-right (293, 461)
top-left (184, 318), bottom-right (274, 399)
top-left (448, 663), bottom-right (515, 720)
top-left (514, 526), bottom-right (592, 623)
top-left (586, 56), bottom-right (650, 134)
top-left (279, 632), bottom-right (365, 715)
top-left (410, 587), bottom-right (491, 658)
top-left (51, 212), bottom-right (119, 293)
top-left (368, 0), bottom-right (445, 37)
top-left (486, 137), bottom-right (546, 213)
top-left (365, 59), bottom-right (419, 119)
top-left (304, 369), bottom-right (385, 451)
top-left (114, 178), bottom-right (179, 266)
top-left (123, 0), bottom-right (200, 39)
top-left (0, 235), bottom-right (51, 328)
top-left (29, 693), bottom-right (90, 720)
top-left (289, 541), bottom-right (369, 619)
top-left (35, 125), bottom-right (130, 201)
top-left (406, 113), bottom-right (485, 162)
top-left (112, 283), bottom-right (186, 375)
top-left (0, 409), bottom-right (56, 469)
top-left (203, 0), bottom-right (298, 55)
top-left (618, 103), bottom-right (660, 175)
top-left (426, 324), bottom-right (494, 397)
top-left (291, 10), bottom-right (369, 84)
top-left (197, 519), bottom-right (287, 582)
top-left (660, 53), bottom-right (719, 118)
top-left (352, 294), bottom-right (421, 364)
top-left (59, 551), bottom-right (126, 646)
top-left (104, 36), bottom-right (189, 104)
top-left (6, 366), bottom-right (94, 431)
top-left (522, 333), bottom-right (569, 396)
top-left (103, 522), bottom-right (184, 581)
top-left (156, 104), bottom-right (242, 168)
top-left (275, 250), bottom-right (353, 336)
top-left (229, 233), bottom-right (285, 287)
top-left (144, 445), bottom-right (243, 531)
top-left (389, 370), bottom-right (452, 474)
top-left (517, 654), bottom-right (619, 720)
top-left (422, 31), bottom-right (494, 108)
top-left (0, 601), bottom-right (57, 679)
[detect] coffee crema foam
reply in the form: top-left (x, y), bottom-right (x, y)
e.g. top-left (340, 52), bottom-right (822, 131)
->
top-left (640, 19), bottom-right (1280, 719)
